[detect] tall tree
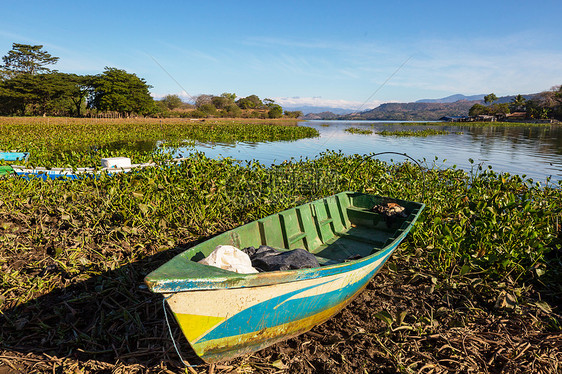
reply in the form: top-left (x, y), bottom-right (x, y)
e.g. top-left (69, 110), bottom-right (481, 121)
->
top-left (236, 94), bottom-right (263, 109)
top-left (510, 94), bottom-right (526, 112)
top-left (1, 43), bottom-right (59, 77)
top-left (88, 67), bottom-right (154, 117)
top-left (0, 74), bottom-right (37, 115)
top-left (0, 72), bottom-right (90, 116)
top-left (195, 94), bottom-right (213, 108)
top-left (468, 103), bottom-right (490, 116)
top-left (211, 95), bottom-right (231, 109)
top-left (161, 94), bottom-right (183, 110)
top-left (267, 104), bottom-right (283, 118)
top-left (484, 93), bottom-right (498, 105)
top-left (65, 74), bottom-right (94, 116)
top-left (220, 92), bottom-right (236, 101)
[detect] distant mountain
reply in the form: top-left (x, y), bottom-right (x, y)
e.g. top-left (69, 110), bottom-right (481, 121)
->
top-left (284, 105), bottom-right (354, 115)
top-left (300, 92), bottom-right (542, 121)
top-left (346, 100), bottom-right (479, 121)
top-left (416, 94), bottom-right (486, 103)
top-left (301, 111), bottom-right (341, 120)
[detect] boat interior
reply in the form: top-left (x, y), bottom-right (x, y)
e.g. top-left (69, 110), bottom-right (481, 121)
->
top-left (188, 192), bottom-right (423, 267)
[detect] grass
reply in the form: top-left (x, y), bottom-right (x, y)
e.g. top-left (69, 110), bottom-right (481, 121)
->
top-left (0, 118), bottom-right (560, 373)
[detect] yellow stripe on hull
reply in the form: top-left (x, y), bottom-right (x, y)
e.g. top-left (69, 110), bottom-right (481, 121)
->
top-left (176, 283), bottom-right (368, 363)
top-left (174, 313), bottom-right (226, 343)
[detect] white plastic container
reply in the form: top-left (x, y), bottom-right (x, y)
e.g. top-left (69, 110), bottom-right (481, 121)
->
top-left (101, 157), bottom-right (132, 169)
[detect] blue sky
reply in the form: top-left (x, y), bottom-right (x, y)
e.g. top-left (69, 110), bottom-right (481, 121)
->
top-left (1, 0), bottom-right (561, 110)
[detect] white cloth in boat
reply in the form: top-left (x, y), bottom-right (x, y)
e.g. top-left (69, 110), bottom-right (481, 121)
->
top-left (198, 245), bottom-right (259, 274)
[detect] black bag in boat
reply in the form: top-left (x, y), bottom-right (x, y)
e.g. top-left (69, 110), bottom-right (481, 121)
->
top-left (242, 245), bottom-right (320, 272)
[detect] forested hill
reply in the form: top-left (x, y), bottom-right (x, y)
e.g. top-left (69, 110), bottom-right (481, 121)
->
top-left (301, 100), bottom-right (480, 121)
top-left (302, 92), bottom-right (545, 121)
top-left (347, 100), bottom-right (478, 120)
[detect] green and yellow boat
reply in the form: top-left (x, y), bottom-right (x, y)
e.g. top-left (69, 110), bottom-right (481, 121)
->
top-left (145, 191), bottom-right (424, 363)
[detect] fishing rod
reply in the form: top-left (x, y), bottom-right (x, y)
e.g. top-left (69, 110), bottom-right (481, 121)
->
top-left (311, 54), bottom-right (414, 152)
top-left (355, 55), bottom-right (413, 113)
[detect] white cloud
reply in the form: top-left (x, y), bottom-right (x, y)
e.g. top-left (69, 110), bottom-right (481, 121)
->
top-left (401, 34), bottom-right (562, 96)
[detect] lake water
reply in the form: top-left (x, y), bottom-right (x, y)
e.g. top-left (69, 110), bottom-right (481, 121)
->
top-left (178, 121), bottom-right (562, 183)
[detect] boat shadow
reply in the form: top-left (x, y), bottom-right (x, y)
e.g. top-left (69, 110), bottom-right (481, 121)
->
top-left (0, 241), bottom-right (206, 369)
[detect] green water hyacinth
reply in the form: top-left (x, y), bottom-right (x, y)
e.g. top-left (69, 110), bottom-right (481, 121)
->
top-left (0, 117), bottom-right (318, 168)
top-left (377, 129), bottom-right (454, 136)
top-left (0, 145), bottom-right (560, 372)
top-left (345, 127), bottom-right (373, 135)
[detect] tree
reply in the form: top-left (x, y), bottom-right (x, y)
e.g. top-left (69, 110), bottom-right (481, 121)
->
top-left (0, 72), bottom-right (93, 116)
top-left (510, 94), bottom-right (526, 112)
top-left (161, 94), bottom-right (183, 110)
top-left (284, 110), bottom-right (302, 118)
top-left (30, 73), bottom-right (75, 115)
top-left (489, 103), bottom-right (510, 116)
top-left (221, 92), bottom-right (236, 101)
top-left (63, 74), bottom-right (93, 116)
top-left (222, 103), bottom-right (242, 117)
top-left (88, 67), bottom-right (154, 117)
top-left (553, 85), bottom-right (562, 120)
top-left (1, 43), bottom-right (59, 77)
top-left (268, 104), bottom-right (283, 118)
top-left (484, 93), bottom-right (498, 105)
top-left (199, 103), bottom-right (217, 115)
top-left (236, 94), bottom-right (263, 109)
top-left (211, 95), bottom-right (231, 109)
top-left (263, 98), bottom-right (275, 108)
top-left (469, 103), bottom-right (489, 116)
top-left (195, 94), bottom-right (213, 108)
top-left (0, 74), bottom-right (36, 115)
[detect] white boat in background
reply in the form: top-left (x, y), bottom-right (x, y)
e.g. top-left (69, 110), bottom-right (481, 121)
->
top-left (11, 157), bottom-right (162, 180)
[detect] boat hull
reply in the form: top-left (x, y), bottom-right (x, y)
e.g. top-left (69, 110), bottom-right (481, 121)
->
top-left (11, 158), bottom-right (184, 180)
top-left (146, 191), bottom-right (425, 363)
top-left (164, 239), bottom-right (399, 363)
top-left (11, 164), bottom-right (153, 180)
top-left (12, 167), bottom-right (97, 180)
top-left (0, 152), bottom-right (28, 161)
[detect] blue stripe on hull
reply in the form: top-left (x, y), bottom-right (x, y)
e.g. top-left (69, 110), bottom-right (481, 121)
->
top-left (16, 172), bottom-right (82, 180)
top-left (0, 152), bottom-right (28, 161)
top-left (198, 244), bottom-right (396, 343)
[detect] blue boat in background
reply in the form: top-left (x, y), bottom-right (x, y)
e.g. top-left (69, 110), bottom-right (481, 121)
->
top-left (10, 157), bottom-right (187, 180)
top-left (0, 151), bottom-right (29, 161)
top-left (10, 157), bottom-right (155, 180)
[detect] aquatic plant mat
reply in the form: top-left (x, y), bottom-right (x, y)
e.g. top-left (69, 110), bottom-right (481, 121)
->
top-left (1, 119), bottom-right (561, 373)
top-left (0, 117), bottom-right (315, 168)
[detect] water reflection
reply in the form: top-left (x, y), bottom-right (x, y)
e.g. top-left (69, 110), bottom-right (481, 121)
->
top-left (180, 121), bottom-right (562, 182)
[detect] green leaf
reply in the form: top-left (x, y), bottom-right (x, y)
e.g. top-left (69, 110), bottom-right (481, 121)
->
top-left (374, 310), bottom-right (393, 326)
top-left (459, 264), bottom-right (471, 276)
